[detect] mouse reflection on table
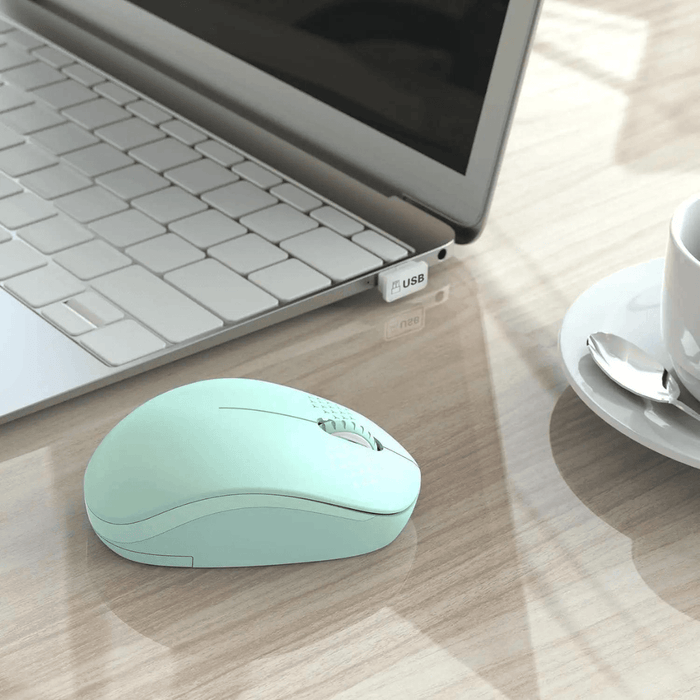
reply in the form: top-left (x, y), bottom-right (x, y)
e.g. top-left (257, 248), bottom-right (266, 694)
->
top-left (83, 378), bottom-right (421, 567)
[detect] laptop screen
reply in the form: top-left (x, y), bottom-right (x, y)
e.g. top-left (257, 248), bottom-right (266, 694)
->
top-left (122, 1), bottom-right (509, 175)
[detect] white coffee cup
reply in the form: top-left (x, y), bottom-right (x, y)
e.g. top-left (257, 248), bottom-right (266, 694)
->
top-left (661, 194), bottom-right (700, 401)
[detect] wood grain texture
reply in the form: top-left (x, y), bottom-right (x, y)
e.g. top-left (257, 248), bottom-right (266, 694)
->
top-left (3, 0), bottom-right (700, 697)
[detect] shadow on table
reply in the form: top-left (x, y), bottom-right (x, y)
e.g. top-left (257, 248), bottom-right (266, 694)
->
top-left (1, 260), bottom-right (542, 698)
top-left (550, 386), bottom-right (700, 621)
top-left (74, 261), bottom-right (540, 698)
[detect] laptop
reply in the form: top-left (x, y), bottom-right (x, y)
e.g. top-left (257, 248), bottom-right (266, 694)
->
top-left (0, 0), bottom-right (542, 424)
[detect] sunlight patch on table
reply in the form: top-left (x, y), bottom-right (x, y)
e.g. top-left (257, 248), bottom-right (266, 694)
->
top-left (241, 606), bottom-right (507, 699)
top-left (536, 0), bottom-right (648, 85)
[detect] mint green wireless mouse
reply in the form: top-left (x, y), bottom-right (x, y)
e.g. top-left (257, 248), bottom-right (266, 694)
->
top-left (84, 379), bottom-right (421, 567)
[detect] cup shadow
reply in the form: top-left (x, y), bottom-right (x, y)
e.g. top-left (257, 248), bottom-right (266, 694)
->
top-left (550, 386), bottom-right (700, 620)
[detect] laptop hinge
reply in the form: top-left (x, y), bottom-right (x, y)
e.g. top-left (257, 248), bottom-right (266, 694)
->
top-left (401, 195), bottom-right (479, 245)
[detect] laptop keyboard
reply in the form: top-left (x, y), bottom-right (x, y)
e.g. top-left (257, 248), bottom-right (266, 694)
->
top-left (0, 19), bottom-right (412, 367)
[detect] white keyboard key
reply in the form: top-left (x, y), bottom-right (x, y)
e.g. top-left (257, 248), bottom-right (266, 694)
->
top-left (249, 259), bottom-right (331, 303)
top-left (42, 301), bottom-right (94, 335)
top-left (165, 259), bottom-right (278, 322)
top-left (30, 122), bottom-right (99, 155)
top-left (96, 163), bottom-right (169, 200)
top-left (81, 319), bottom-right (166, 366)
top-left (127, 100), bottom-right (171, 125)
top-left (5, 262), bottom-right (84, 306)
top-left (66, 290), bottom-right (124, 325)
top-left (131, 185), bottom-right (207, 224)
top-left (54, 186), bottom-right (128, 223)
top-left (232, 161), bottom-right (282, 189)
top-left (0, 84), bottom-right (33, 112)
top-left (33, 79), bottom-right (95, 109)
top-left (54, 239), bottom-right (131, 279)
top-left (280, 228), bottom-right (383, 282)
top-left (126, 233), bottom-right (204, 273)
top-left (202, 181), bottom-right (277, 218)
top-left (93, 82), bottom-right (137, 106)
top-left (129, 137), bottom-right (201, 172)
top-left (20, 163), bottom-right (92, 199)
top-left (310, 206), bottom-right (364, 236)
top-left (4, 29), bottom-right (44, 51)
top-left (63, 98), bottom-right (130, 130)
top-left (1, 102), bottom-right (64, 134)
top-left (0, 227), bottom-right (9, 243)
top-left (96, 117), bottom-right (164, 150)
top-left (92, 265), bottom-right (223, 343)
top-left (351, 230), bottom-right (408, 262)
top-left (0, 191), bottom-right (56, 228)
top-left (195, 140), bottom-right (244, 166)
top-left (0, 19), bottom-right (13, 32)
top-left (33, 46), bottom-right (73, 69)
top-left (0, 122), bottom-right (24, 149)
top-left (164, 159), bottom-right (237, 195)
top-left (160, 120), bottom-right (207, 145)
top-left (62, 64), bottom-right (104, 87)
top-left (0, 172), bottom-right (22, 198)
top-left (3, 61), bottom-right (65, 90)
top-left (0, 239), bottom-right (47, 279)
top-left (0, 143), bottom-right (57, 176)
top-left (18, 215), bottom-right (93, 253)
top-left (0, 44), bottom-right (35, 71)
top-left (63, 143), bottom-right (133, 177)
top-left (270, 183), bottom-right (322, 213)
top-left (240, 203), bottom-right (318, 243)
top-left (209, 233), bottom-right (287, 275)
top-left (89, 209), bottom-right (165, 247)
top-left (169, 209), bottom-right (247, 249)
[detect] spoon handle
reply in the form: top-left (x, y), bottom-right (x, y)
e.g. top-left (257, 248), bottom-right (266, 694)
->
top-left (671, 398), bottom-right (700, 422)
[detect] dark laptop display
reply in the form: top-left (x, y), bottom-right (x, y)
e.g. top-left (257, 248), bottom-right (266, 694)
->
top-left (124, 1), bottom-right (509, 173)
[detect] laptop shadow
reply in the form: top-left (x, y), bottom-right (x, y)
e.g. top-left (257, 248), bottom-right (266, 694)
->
top-left (3, 260), bottom-right (542, 698)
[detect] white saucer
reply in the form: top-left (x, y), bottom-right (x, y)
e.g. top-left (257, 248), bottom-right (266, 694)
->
top-left (560, 257), bottom-right (700, 468)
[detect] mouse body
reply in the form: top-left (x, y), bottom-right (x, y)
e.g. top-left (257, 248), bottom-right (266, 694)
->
top-left (84, 379), bottom-right (420, 567)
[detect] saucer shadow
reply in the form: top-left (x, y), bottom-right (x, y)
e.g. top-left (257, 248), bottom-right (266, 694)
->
top-left (550, 387), bottom-right (700, 620)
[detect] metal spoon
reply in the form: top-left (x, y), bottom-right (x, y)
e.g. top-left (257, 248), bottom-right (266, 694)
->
top-left (586, 332), bottom-right (700, 421)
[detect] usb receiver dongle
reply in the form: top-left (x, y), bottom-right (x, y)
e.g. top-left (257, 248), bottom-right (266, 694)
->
top-left (377, 261), bottom-right (429, 302)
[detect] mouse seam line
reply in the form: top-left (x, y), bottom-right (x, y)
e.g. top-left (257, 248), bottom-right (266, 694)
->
top-left (96, 534), bottom-right (194, 563)
top-left (381, 446), bottom-right (418, 466)
top-left (85, 493), bottom-right (403, 526)
top-left (94, 503), bottom-right (378, 544)
top-left (218, 407), bottom-right (318, 423)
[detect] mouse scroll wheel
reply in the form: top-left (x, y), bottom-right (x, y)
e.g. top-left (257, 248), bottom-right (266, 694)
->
top-left (317, 419), bottom-right (381, 450)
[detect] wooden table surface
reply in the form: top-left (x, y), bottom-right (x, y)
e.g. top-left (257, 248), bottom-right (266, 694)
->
top-left (3, 0), bottom-right (700, 697)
